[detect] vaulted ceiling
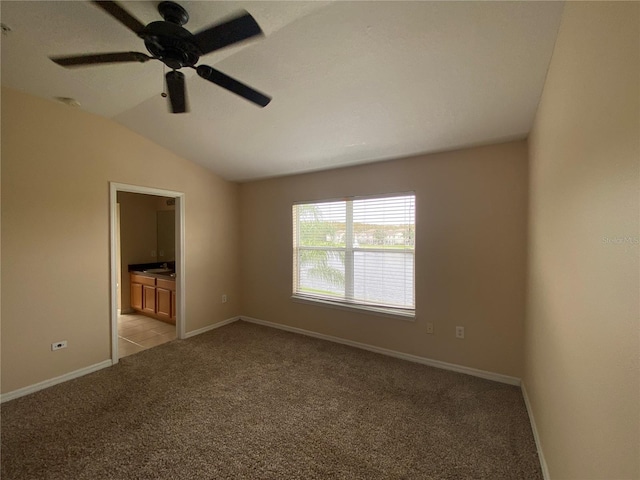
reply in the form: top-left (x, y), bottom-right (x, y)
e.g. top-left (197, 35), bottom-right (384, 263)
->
top-left (1, 1), bottom-right (564, 181)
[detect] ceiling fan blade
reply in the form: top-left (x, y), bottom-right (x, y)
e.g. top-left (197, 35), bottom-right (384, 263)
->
top-left (51, 52), bottom-right (152, 67)
top-left (192, 11), bottom-right (263, 56)
top-left (92, 1), bottom-right (145, 34)
top-left (166, 71), bottom-right (188, 113)
top-left (196, 65), bottom-right (271, 107)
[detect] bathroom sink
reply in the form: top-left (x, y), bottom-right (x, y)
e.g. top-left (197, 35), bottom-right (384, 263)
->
top-left (144, 268), bottom-right (173, 274)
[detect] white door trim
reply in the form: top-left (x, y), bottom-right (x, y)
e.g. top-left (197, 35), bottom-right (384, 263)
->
top-left (109, 182), bottom-right (186, 365)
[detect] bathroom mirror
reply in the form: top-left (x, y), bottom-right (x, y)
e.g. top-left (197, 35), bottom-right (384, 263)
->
top-left (157, 210), bottom-right (176, 261)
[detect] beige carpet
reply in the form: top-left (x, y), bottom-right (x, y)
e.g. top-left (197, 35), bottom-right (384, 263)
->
top-left (1, 321), bottom-right (542, 479)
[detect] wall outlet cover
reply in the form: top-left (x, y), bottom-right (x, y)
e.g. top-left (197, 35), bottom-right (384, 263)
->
top-left (51, 340), bottom-right (68, 351)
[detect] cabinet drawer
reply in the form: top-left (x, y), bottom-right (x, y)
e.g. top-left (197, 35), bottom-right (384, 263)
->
top-left (131, 274), bottom-right (155, 286)
top-left (156, 278), bottom-right (176, 290)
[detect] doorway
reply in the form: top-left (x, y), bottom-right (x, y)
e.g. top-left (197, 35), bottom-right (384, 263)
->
top-left (109, 182), bottom-right (186, 364)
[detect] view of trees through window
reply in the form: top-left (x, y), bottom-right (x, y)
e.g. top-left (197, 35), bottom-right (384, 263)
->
top-left (293, 194), bottom-right (415, 311)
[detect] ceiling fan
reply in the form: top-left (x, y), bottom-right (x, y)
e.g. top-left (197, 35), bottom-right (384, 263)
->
top-left (50, 0), bottom-right (271, 113)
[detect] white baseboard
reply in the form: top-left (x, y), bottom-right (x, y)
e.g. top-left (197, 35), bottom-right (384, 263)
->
top-left (521, 382), bottom-right (550, 480)
top-left (183, 316), bottom-right (240, 339)
top-left (1, 315), bottom-right (521, 406)
top-left (240, 316), bottom-right (521, 386)
top-left (0, 359), bottom-right (113, 404)
top-left (1, 317), bottom-right (240, 403)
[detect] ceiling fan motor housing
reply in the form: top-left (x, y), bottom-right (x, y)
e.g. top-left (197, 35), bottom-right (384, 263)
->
top-left (141, 2), bottom-right (199, 70)
top-left (141, 21), bottom-right (201, 69)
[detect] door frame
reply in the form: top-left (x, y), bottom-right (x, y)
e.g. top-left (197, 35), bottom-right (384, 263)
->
top-left (109, 182), bottom-right (186, 364)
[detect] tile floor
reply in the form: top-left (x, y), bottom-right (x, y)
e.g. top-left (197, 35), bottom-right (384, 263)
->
top-left (118, 313), bottom-right (176, 358)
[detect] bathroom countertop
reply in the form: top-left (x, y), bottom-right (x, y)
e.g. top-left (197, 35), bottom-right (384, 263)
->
top-left (128, 262), bottom-right (176, 280)
top-left (130, 270), bottom-right (176, 280)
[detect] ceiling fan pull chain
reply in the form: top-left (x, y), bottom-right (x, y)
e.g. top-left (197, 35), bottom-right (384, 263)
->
top-left (161, 64), bottom-right (168, 98)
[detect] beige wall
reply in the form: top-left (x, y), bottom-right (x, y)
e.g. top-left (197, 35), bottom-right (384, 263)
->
top-left (525, 2), bottom-right (640, 479)
top-left (240, 141), bottom-right (528, 377)
top-left (1, 87), bottom-right (241, 394)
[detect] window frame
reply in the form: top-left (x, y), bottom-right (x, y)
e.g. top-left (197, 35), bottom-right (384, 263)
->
top-left (292, 192), bottom-right (416, 320)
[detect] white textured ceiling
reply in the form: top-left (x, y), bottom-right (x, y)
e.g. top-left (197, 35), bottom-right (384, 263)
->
top-left (1, 1), bottom-right (564, 181)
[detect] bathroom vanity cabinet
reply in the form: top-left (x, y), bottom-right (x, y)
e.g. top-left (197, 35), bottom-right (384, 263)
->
top-left (130, 272), bottom-right (176, 324)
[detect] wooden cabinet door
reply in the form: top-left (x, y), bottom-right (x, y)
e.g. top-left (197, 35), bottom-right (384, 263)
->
top-left (131, 283), bottom-right (143, 311)
top-left (171, 290), bottom-right (176, 320)
top-left (143, 285), bottom-right (156, 314)
top-left (156, 287), bottom-right (172, 321)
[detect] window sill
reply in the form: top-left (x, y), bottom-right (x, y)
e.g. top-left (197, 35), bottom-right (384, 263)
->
top-left (291, 295), bottom-right (415, 321)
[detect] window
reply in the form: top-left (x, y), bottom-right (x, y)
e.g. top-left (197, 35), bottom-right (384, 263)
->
top-left (292, 193), bottom-right (415, 317)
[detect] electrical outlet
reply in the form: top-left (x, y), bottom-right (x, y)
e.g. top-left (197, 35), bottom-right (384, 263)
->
top-left (51, 340), bottom-right (67, 351)
top-left (426, 322), bottom-right (434, 334)
top-left (455, 326), bottom-right (465, 339)
top-left (221, 294), bottom-right (227, 304)
top-left (151, 250), bottom-right (157, 257)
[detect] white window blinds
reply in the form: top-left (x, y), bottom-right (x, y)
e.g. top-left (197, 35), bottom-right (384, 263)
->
top-left (293, 193), bottom-right (415, 316)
